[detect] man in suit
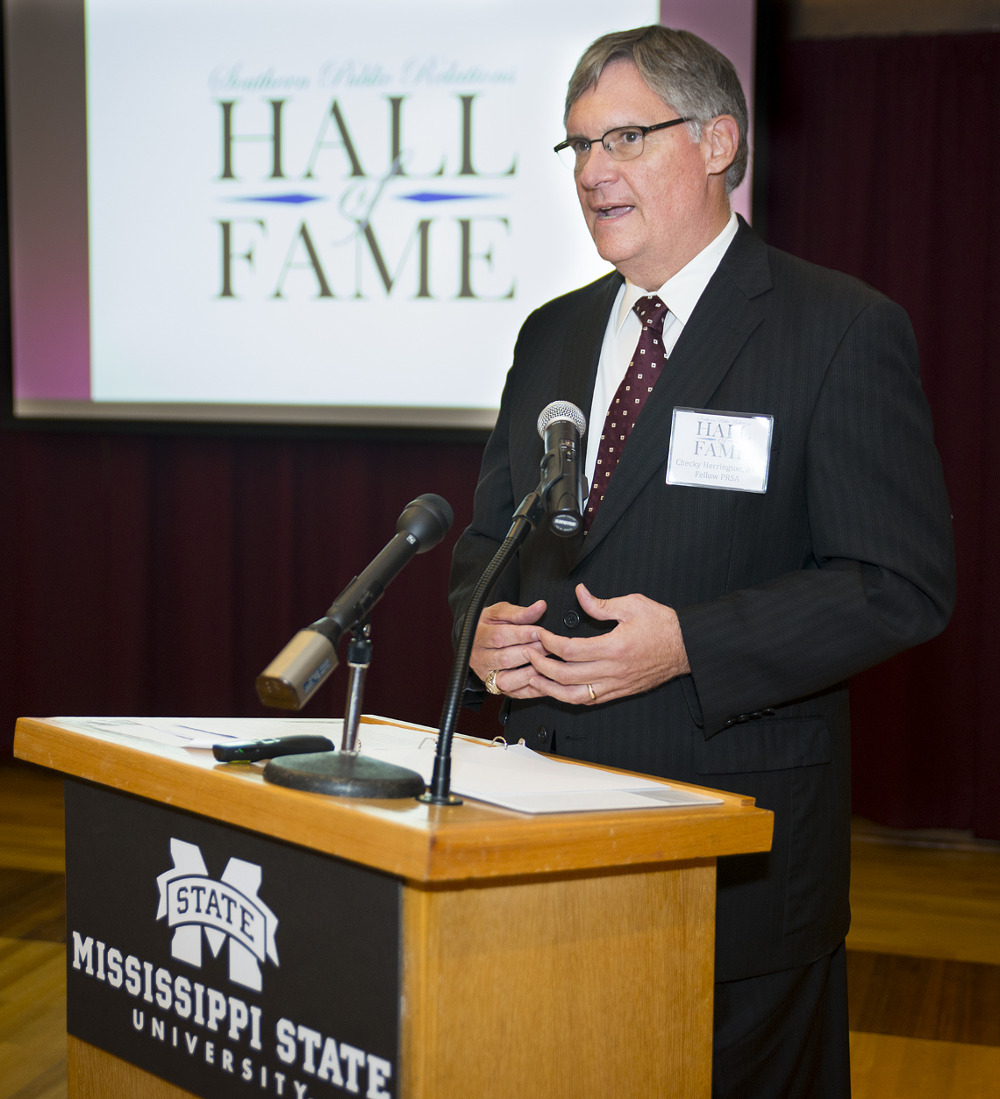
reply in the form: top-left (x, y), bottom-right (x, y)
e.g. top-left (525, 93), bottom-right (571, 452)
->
top-left (448, 25), bottom-right (955, 1098)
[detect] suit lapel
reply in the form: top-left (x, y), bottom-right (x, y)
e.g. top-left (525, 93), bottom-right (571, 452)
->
top-left (555, 272), bottom-right (622, 416)
top-left (580, 222), bottom-right (772, 558)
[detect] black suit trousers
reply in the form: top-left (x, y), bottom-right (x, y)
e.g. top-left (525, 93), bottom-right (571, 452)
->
top-left (712, 942), bottom-right (850, 1099)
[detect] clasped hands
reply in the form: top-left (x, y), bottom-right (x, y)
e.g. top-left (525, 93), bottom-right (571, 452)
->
top-left (471, 583), bottom-right (690, 707)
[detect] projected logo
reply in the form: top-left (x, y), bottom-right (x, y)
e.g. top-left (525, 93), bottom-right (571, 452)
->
top-left (213, 73), bottom-right (519, 303)
top-left (156, 838), bottom-right (280, 992)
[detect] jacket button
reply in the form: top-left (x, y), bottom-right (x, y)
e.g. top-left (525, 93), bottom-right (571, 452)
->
top-left (563, 611), bottom-right (581, 628)
top-left (535, 726), bottom-right (549, 743)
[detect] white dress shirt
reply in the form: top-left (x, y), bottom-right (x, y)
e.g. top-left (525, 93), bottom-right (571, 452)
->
top-left (584, 212), bottom-right (740, 491)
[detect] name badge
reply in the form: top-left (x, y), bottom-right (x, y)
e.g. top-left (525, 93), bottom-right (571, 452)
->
top-left (666, 407), bottom-right (773, 493)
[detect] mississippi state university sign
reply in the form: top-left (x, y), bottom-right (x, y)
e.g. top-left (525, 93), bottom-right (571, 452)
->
top-left (65, 780), bottom-right (401, 1098)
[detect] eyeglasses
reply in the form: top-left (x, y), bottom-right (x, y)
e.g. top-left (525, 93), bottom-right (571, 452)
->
top-left (553, 118), bottom-right (692, 172)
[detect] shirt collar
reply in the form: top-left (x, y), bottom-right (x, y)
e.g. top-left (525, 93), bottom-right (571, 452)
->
top-left (614, 211), bottom-right (739, 332)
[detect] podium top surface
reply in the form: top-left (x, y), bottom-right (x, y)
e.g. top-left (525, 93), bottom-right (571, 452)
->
top-left (14, 715), bottom-right (772, 884)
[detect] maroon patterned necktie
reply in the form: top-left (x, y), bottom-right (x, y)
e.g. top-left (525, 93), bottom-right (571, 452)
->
top-left (584, 295), bottom-right (669, 529)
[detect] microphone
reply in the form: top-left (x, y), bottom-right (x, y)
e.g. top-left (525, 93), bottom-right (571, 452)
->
top-left (537, 401), bottom-right (587, 537)
top-left (256, 493), bottom-right (453, 710)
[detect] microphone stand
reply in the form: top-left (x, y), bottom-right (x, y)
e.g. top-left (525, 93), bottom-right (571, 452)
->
top-left (420, 489), bottom-right (547, 806)
top-left (264, 619), bottom-right (426, 799)
top-left (341, 626), bottom-right (372, 754)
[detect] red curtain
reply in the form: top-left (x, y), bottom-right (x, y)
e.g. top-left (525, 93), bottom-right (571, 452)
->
top-left (2, 32), bottom-right (997, 836)
top-left (0, 428), bottom-right (494, 736)
top-left (762, 32), bottom-right (999, 838)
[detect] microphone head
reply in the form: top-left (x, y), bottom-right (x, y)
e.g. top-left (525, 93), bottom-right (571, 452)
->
top-left (537, 400), bottom-right (586, 438)
top-left (256, 628), bottom-right (339, 710)
top-left (396, 492), bottom-right (454, 552)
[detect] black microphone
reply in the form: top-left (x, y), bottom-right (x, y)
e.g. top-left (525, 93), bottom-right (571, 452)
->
top-left (256, 493), bottom-right (453, 710)
top-left (537, 401), bottom-right (587, 537)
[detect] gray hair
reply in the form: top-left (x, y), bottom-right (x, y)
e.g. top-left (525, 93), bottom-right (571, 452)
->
top-left (564, 26), bottom-right (749, 193)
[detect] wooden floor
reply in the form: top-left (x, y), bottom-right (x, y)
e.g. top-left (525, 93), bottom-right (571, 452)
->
top-left (2, 758), bottom-right (999, 1098)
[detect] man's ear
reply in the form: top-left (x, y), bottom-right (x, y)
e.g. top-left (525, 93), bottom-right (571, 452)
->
top-left (702, 115), bottom-right (739, 179)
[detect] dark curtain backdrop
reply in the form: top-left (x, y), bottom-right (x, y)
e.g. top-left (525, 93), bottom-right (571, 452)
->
top-left (2, 32), bottom-right (997, 837)
top-left (761, 32), bottom-right (999, 839)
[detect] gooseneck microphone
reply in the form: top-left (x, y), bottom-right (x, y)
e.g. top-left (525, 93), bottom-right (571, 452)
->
top-left (537, 400), bottom-right (587, 536)
top-left (256, 493), bottom-right (453, 710)
top-left (423, 400), bottom-right (585, 804)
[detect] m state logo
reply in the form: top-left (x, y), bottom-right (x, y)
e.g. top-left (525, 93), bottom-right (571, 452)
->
top-left (156, 838), bottom-right (279, 992)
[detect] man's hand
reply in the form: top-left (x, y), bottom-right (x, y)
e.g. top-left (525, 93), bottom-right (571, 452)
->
top-left (517, 583), bottom-right (690, 705)
top-left (470, 599), bottom-right (548, 693)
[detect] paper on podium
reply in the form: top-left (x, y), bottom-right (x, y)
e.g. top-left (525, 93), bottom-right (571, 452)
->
top-left (48, 716), bottom-right (722, 813)
top-left (363, 729), bottom-right (722, 812)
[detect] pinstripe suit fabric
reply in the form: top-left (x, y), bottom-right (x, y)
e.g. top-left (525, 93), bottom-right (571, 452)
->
top-left (449, 217), bottom-right (955, 982)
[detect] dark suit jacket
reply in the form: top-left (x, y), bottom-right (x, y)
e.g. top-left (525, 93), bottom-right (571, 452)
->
top-left (449, 218), bottom-right (955, 983)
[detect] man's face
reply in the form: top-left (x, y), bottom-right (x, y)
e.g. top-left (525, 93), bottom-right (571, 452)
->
top-left (564, 60), bottom-right (727, 288)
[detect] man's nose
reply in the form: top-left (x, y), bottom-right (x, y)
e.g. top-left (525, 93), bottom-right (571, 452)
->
top-left (576, 142), bottom-right (620, 188)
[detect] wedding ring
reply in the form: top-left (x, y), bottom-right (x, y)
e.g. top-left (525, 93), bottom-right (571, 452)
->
top-left (485, 669), bottom-right (502, 695)
top-left (587, 683), bottom-right (597, 701)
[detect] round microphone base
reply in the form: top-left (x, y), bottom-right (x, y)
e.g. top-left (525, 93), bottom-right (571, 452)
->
top-left (262, 752), bottom-right (425, 799)
top-left (417, 790), bottom-right (464, 806)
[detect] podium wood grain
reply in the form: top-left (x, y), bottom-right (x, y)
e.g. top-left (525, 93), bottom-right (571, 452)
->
top-left (16, 716), bottom-right (771, 1099)
top-left (401, 863), bottom-right (715, 1096)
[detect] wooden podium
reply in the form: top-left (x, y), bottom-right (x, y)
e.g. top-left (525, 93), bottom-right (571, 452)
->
top-left (15, 716), bottom-right (772, 1099)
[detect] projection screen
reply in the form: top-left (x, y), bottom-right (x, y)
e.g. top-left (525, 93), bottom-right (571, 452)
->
top-left (3, 0), bottom-right (755, 430)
